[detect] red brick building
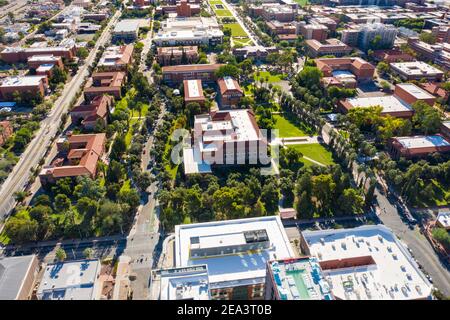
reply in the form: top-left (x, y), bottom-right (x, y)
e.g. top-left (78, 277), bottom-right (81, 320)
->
top-left (300, 24), bottom-right (328, 42)
top-left (84, 72), bottom-right (126, 101)
top-left (394, 83), bottom-right (435, 106)
top-left (1, 45), bottom-right (77, 63)
top-left (162, 64), bottom-right (223, 84)
top-left (0, 76), bottom-right (48, 100)
top-left (27, 55), bottom-right (64, 71)
top-left (217, 77), bottom-right (243, 108)
top-left (70, 95), bottom-right (113, 130)
top-left (183, 79), bottom-right (205, 106)
top-left (305, 39), bottom-right (352, 58)
top-left (157, 46), bottom-right (199, 66)
top-left (39, 133), bottom-right (107, 185)
top-left (315, 57), bottom-right (375, 82)
top-left (0, 120), bottom-right (13, 147)
top-left (176, 0), bottom-right (200, 17)
top-left (388, 135), bottom-right (450, 159)
top-left (372, 49), bottom-right (415, 63)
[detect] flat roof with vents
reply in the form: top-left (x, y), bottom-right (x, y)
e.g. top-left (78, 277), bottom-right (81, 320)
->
top-left (174, 216), bottom-right (294, 290)
top-left (302, 225), bottom-right (432, 300)
top-left (395, 135), bottom-right (450, 149)
top-left (37, 259), bottom-right (101, 300)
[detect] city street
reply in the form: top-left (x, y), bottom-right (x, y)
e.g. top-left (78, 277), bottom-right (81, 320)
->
top-left (0, 9), bottom-right (122, 222)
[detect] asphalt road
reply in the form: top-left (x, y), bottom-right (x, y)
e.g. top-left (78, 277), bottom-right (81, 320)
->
top-left (375, 188), bottom-right (450, 295)
top-left (0, 9), bottom-right (122, 221)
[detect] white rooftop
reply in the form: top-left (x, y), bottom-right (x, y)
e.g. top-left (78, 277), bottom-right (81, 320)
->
top-left (302, 225), bottom-right (433, 300)
top-left (186, 79), bottom-right (202, 98)
top-left (442, 121), bottom-right (450, 131)
top-left (390, 61), bottom-right (444, 77)
top-left (1, 76), bottom-right (46, 88)
top-left (346, 95), bottom-right (413, 113)
top-left (114, 19), bottom-right (141, 33)
top-left (395, 135), bottom-right (450, 149)
top-left (436, 211), bottom-right (450, 229)
top-left (37, 259), bottom-right (101, 300)
top-left (154, 265), bottom-right (211, 300)
top-left (396, 83), bottom-right (435, 100)
top-left (174, 216), bottom-right (294, 289)
top-left (223, 76), bottom-right (237, 90)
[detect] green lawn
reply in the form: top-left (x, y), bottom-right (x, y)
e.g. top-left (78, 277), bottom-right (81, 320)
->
top-left (223, 23), bottom-right (248, 37)
top-left (273, 114), bottom-right (308, 138)
top-left (288, 144), bottom-right (335, 166)
top-left (294, 0), bottom-right (310, 6)
top-left (208, 0), bottom-right (223, 4)
top-left (214, 9), bottom-right (233, 16)
top-left (254, 71), bottom-right (286, 83)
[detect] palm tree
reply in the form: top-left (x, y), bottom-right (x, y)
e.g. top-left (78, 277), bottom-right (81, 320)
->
top-left (55, 248), bottom-right (67, 262)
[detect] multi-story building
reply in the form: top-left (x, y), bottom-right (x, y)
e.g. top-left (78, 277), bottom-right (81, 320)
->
top-left (389, 135), bottom-right (450, 159)
top-left (97, 45), bottom-right (134, 72)
top-left (299, 23), bottom-right (328, 42)
top-left (156, 46), bottom-right (199, 66)
top-left (266, 21), bottom-right (297, 42)
top-left (162, 63), bottom-right (223, 84)
top-left (357, 23), bottom-right (398, 51)
top-left (84, 72), bottom-right (126, 101)
top-left (341, 28), bottom-right (360, 47)
top-left (305, 39), bottom-right (352, 58)
top-left (173, 216), bottom-right (295, 300)
top-left (309, 16), bottom-right (337, 32)
top-left (183, 109), bottom-right (268, 173)
top-left (0, 255), bottom-right (39, 300)
top-left (390, 61), bottom-right (444, 81)
top-left (183, 79), bottom-right (205, 106)
top-left (0, 76), bottom-right (48, 101)
top-left (36, 259), bottom-right (102, 300)
top-left (70, 95), bottom-right (113, 130)
top-left (407, 38), bottom-right (450, 70)
top-left (394, 83), bottom-right (435, 106)
top-left (39, 133), bottom-right (107, 185)
top-left (262, 6), bottom-right (297, 22)
top-left (315, 57), bottom-right (375, 88)
top-left (176, 0), bottom-right (200, 17)
top-left (217, 77), bottom-right (244, 108)
top-left (431, 26), bottom-right (450, 43)
top-left (153, 17), bottom-right (224, 47)
top-left (300, 225), bottom-right (433, 300)
top-left (1, 45), bottom-right (77, 63)
top-left (112, 19), bottom-right (141, 43)
top-left (265, 257), bottom-right (333, 300)
top-left (372, 49), bottom-right (415, 63)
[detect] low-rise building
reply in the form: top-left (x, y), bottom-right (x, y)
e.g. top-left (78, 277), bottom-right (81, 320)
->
top-left (39, 133), bottom-right (106, 185)
top-left (183, 109), bottom-right (268, 173)
top-left (309, 16), bottom-right (337, 32)
top-left (151, 265), bottom-right (211, 300)
top-left (0, 255), bottom-right (39, 300)
top-left (315, 57), bottom-right (375, 86)
top-left (266, 21), bottom-right (297, 41)
top-left (338, 94), bottom-right (414, 118)
top-left (183, 79), bottom-right (205, 106)
top-left (84, 72), bottom-right (126, 101)
top-left (156, 46), bottom-right (199, 66)
top-left (265, 257), bottom-right (333, 300)
top-left (372, 49), bottom-right (415, 63)
top-left (389, 135), bottom-right (450, 159)
top-left (390, 61), bottom-right (444, 81)
top-left (1, 45), bottom-right (77, 63)
top-left (436, 211), bottom-right (450, 230)
top-left (217, 77), bottom-right (243, 108)
top-left (305, 39), bottom-right (352, 58)
top-left (27, 55), bottom-right (64, 71)
top-left (153, 17), bottom-right (223, 47)
top-left (232, 46), bottom-right (279, 61)
top-left (250, 4), bottom-right (297, 22)
top-left (98, 45), bottom-right (134, 71)
top-left (70, 95), bottom-right (113, 130)
top-left (300, 225), bottom-right (433, 300)
top-left (37, 259), bottom-right (102, 300)
top-left (441, 121), bottom-right (450, 140)
top-left (419, 82), bottom-right (450, 102)
top-left (394, 83), bottom-right (435, 106)
top-left (173, 216), bottom-right (295, 300)
top-left (162, 63), bottom-right (223, 84)
top-left (0, 76), bottom-right (48, 101)
top-left (112, 19), bottom-right (142, 43)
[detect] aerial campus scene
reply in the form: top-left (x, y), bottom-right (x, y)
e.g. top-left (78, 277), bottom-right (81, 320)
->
top-left (0, 0), bottom-right (449, 306)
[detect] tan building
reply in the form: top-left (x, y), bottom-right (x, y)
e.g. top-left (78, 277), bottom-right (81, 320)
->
top-left (305, 39), bottom-right (352, 58)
